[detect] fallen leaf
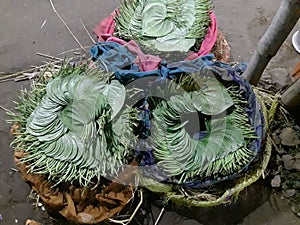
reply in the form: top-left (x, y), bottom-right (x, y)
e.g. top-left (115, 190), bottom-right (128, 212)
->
top-left (291, 61), bottom-right (300, 80)
top-left (25, 219), bottom-right (42, 225)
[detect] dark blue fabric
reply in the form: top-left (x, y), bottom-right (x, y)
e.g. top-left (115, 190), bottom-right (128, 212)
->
top-left (90, 42), bottom-right (139, 73)
top-left (137, 98), bottom-right (151, 139)
top-left (90, 42), bottom-right (218, 84)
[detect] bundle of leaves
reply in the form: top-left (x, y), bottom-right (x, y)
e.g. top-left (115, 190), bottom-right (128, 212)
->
top-left (133, 66), bottom-right (271, 213)
top-left (114, 0), bottom-right (211, 53)
top-left (134, 64), bottom-right (266, 189)
top-left (152, 82), bottom-right (254, 182)
top-left (9, 64), bottom-right (137, 187)
top-left (8, 58), bottom-right (268, 219)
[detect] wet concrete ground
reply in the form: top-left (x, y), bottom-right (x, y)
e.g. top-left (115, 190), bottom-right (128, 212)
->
top-left (0, 0), bottom-right (299, 224)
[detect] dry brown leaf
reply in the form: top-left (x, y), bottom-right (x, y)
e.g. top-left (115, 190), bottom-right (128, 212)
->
top-left (291, 61), bottom-right (300, 80)
top-left (25, 219), bottom-right (43, 225)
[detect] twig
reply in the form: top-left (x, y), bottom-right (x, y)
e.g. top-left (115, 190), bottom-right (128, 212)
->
top-left (0, 78), bottom-right (14, 83)
top-left (0, 60), bottom-right (61, 83)
top-left (109, 190), bottom-right (143, 225)
top-left (80, 19), bottom-right (96, 44)
top-left (40, 19), bottom-right (47, 29)
top-left (279, 106), bottom-right (290, 123)
top-left (0, 53), bottom-right (86, 83)
top-left (49, 0), bottom-right (86, 52)
top-left (14, 72), bottom-right (38, 82)
top-left (0, 53), bottom-right (83, 83)
top-left (0, 105), bottom-right (13, 114)
top-left (36, 52), bottom-right (62, 61)
top-left (0, 70), bottom-right (31, 80)
top-left (154, 207), bottom-right (165, 225)
top-left (58, 45), bottom-right (92, 55)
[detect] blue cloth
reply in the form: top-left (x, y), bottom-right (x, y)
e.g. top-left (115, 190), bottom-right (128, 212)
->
top-left (91, 42), bottom-right (219, 84)
top-left (90, 42), bottom-right (139, 73)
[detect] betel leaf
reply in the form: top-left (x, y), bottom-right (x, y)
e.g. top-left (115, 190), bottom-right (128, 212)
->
top-left (142, 1), bottom-right (175, 37)
top-left (195, 117), bottom-right (244, 168)
top-left (112, 108), bottom-right (136, 150)
top-left (24, 72), bottom-right (132, 186)
top-left (129, 3), bottom-right (144, 37)
top-left (192, 78), bottom-right (234, 115)
top-left (181, 0), bottom-right (196, 27)
top-left (115, 0), bottom-right (211, 52)
top-left (102, 80), bottom-right (126, 120)
top-left (151, 87), bottom-right (246, 179)
top-left (54, 75), bottom-right (108, 138)
top-left (155, 28), bottom-right (196, 52)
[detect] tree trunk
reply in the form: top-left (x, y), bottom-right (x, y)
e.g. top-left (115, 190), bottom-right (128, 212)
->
top-left (243, 0), bottom-right (300, 85)
top-left (281, 78), bottom-right (300, 116)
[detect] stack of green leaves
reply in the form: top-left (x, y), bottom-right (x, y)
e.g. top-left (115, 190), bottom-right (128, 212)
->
top-left (150, 75), bottom-right (258, 184)
top-left (10, 65), bottom-right (137, 187)
top-left (9, 62), bottom-right (261, 189)
top-left (114, 0), bottom-right (211, 52)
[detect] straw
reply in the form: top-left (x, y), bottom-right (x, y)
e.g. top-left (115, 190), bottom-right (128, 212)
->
top-left (80, 19), bottom-right (96, 44)
top-left (49, 0), bottom-right (86, 52)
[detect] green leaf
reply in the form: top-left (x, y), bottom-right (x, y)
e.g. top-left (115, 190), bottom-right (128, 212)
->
top-left (152, 90), bottom-right (246, 179)
top-left (177, 0), bottom-right (196, 28)
top-left (102, 80), bottom-right (126, 120)
top-left (142, 1), bottom-right (175, 37)
top-left (23, 70), bottom-right (131, 186)
top-left (196, 117), bottom-right (244, 165)
top-left (155, 28), bottom-right (196, 52)
top-left (192, 78), bottom-right (234, 115)
top-left (114, 0), bottom-right (211, 52)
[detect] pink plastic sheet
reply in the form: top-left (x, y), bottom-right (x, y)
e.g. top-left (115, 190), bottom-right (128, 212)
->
top-left (186, 12), bottom-right (218, 60)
